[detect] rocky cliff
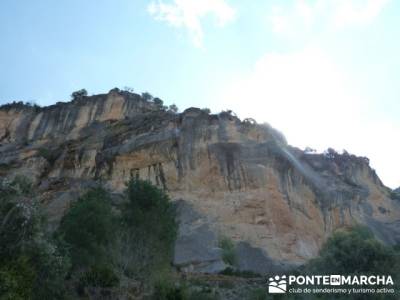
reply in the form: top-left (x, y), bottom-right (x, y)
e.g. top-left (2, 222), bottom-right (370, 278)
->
top-left (1, 89), bottom-right (399, 274)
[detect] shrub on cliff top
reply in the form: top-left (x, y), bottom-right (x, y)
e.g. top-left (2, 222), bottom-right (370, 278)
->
top-left (391, 189), bottom-right (400, 201)
top-left (71, 89), bottom-right (88, 100)
top-left (168, 104), bottom-right (178, 113)
top-left (142, 91), bottom-right (153, 101)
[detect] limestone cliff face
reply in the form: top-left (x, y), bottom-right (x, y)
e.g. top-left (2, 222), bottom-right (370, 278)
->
top-left (1, 90), bottom-right (399, 273)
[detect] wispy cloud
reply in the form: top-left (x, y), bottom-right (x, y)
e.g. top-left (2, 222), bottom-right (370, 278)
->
top-left (217, 46), bottom-right (400, 188)
top-left (147, 0), bottom-right (236, 47)
top-left (218, 47), bottom-right (361, 143)
top-left (331, 0), bottom-right (390, 29)
top-left (269, 0), bottom-right (390, 37)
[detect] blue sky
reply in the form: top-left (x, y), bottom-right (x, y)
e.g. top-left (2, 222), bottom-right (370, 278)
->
top-left (0, 0), bottom-right (399, 188)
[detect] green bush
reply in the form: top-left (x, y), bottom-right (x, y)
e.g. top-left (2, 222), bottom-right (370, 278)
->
top-left (391, 191), bottom-right (400, 201)
top-left (37, 147), bottom-right (61, 165)
top-left (79, 265), bottom-right (119, 288)
top-left (201, 108), bottom-right (211, 114)
top-left (304, 225), bottom-right (400, 300)
top-left (0, 256), bottom-right (35, 300)
top-left (0, 201), bottom-right (38, 260)
top-left (219, 237), bottom-right (236, 266)
top-left (27, 237), bottom-right (71, 300)
top-left (71, 89), bottom-right (88, 100)
top-left (168, 104), bottom-right (178, 113)
top-left (0, 177), bottom-right (39, 261)
top-left (9, 175), bottom-right (34, 195)
top-left (142, 92), bottom-right (153, 101)
top-left (307, 225), bottom-right (399, 276)
top-left (119, 179), bottom-right (178, 277)
top-left (153, 280), bottom-right (188, 300)
top-left (0, 177), bottom-right (70, 300)
top-left (57, 188), bottom-right (117, 267)
top-left (1, 177), bottom-right (180, 298)
top-left (56, 181), bottom-right (178, 294)
top-left (152, 277), bottom-right (220, 300)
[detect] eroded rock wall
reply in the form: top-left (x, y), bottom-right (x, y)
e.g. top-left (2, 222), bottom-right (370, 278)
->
top-left (1, 91), bottom-right (399, 273)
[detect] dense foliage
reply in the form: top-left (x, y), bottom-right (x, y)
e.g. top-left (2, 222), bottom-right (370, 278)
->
top-left (56, 179), bottom-right (178, 297)
top-left (0, 177), bottom-right (70, 300)
top-left (280, 226), bottom-right (400, 300)
top-left (0, 177), bottom-right (178, 299)
top-left (307, 226), bottom-right (399, 277)
top-left (57, 188), bottom-right (116, 268)
top-left (218, 226), bottom-right (400, 300)
top-left (118, 179), bottom-right (178, 278)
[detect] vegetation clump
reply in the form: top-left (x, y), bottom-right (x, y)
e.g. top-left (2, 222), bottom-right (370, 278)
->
top-left (37, 147), bottom-right (62, 165)
top-left (0, 177), bottom-right (70, 300)
top-left (306, 225), bottom-right (399, 277)
top-left (120, 179), bottom-right (178, 278)
top-left (391, 188), bottom-right (400, 201)
top-left (57, 188), bottom-right (116, 268)
top-left (299, 225), bottom-right (400, 300)
top-left (0, 176), bottom-right (178, 299)
top-left (71, 89), bottom-right (88, 100)
top-left (219, 236), bottom-right (236, 266)
top-left (55, 178), bottom-right (178, 297)
top-left (169, 104), bottom-right (178, 113)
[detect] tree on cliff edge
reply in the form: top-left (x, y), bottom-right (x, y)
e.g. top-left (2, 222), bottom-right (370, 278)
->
top-left (71, 89), bottom-right (88, 100)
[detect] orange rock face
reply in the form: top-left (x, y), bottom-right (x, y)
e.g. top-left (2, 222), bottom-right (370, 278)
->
top-left (1, 90), bottom-right (399, 272)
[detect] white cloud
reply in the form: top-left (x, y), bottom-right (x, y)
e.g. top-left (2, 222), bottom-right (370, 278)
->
top-left (269, 0), bottom-right (390, 37)
top-left (217, 47), bottom-right (399, 188)
top-left (332, 0), bottom-right (390, 29)
top-left (218, 47), bottom-right (361, 147)
top-left (148, 0), bottom-right (236, 47)
top-left (269, 1), bottom-right (318, 36)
